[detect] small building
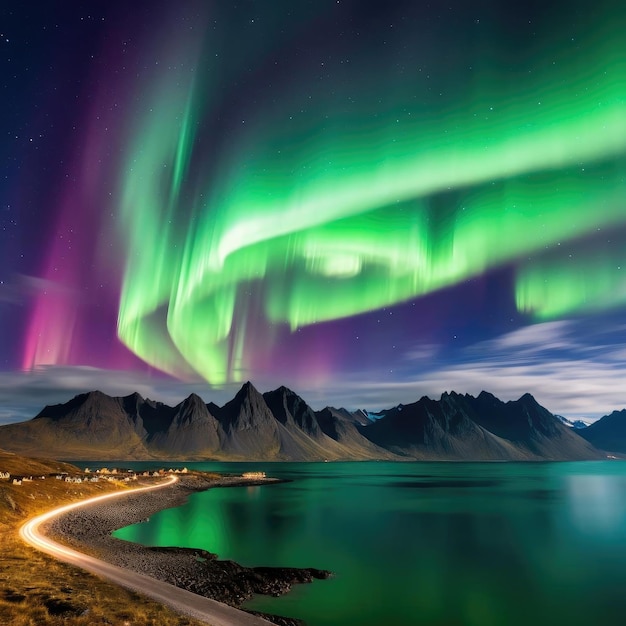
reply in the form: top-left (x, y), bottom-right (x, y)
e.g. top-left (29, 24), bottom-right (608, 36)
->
top-left (12, 478), bottom-right (22, 486)
top-left (242, 471), bottom-right (266, 479)
top-left (0, 471), bottom-right (9, 480)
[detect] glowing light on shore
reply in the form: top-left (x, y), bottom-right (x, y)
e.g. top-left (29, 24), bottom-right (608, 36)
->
top-left (20, 475), bottom-right (178, 560)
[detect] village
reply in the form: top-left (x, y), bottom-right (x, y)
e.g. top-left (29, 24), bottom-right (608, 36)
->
top-left (0, 466), bottom-right (268, 487)
top-left (0, 466), bottom-right (191, 486)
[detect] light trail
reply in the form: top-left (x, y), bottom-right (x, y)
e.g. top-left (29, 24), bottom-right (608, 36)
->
top-left (19, 475), bottom-right (272, 626)
top-left (20, 475), bottom-right (179, 559)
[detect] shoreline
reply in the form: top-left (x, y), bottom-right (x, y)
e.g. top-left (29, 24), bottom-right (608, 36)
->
top-left (30, 473), bottom-right (330, 626)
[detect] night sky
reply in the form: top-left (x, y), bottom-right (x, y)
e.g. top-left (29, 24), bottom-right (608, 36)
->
top-left (1, 0), bottom-right (626, 423)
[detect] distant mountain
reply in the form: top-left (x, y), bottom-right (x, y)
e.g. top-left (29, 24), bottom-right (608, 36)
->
top-left (147, 393), bottom-right (222, 456)
top-left (578, 410), bottom-right (626, 454)
top-left (0, 383), bottom-right (391, 461)
top-left (556, 415), bottom-right (590, 429)
top-left (361, 393), bottom-right (519, 460)
top-left (0, 385), bottom-right (606, 461)
top-left (24, 390), bottom-right (151, 459)
top-left (466, 392), bottom-right (597, 460)
top-left (316, 406), bottom-right (395, 458)
top-left (357, 391), bottom-right (597, 460)
top-left (264, 386), bottom-right (323, 437)
top-left (218, 382), bottom-right (281, 456)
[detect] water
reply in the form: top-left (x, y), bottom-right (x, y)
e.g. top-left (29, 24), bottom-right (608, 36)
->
top-left (113, 461), bottom-right (626, 625)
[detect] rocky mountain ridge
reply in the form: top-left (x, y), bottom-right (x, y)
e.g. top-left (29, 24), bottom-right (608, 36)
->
top-left (578, 409), bottom-right (626, 453)
top-left (0, 383), bottom-right (612, 461)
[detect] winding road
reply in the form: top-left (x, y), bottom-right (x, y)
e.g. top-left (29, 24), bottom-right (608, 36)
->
top-left (19, 475), bottom-right (273, 626)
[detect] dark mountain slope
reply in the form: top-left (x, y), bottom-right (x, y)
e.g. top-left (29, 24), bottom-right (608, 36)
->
top-left (466, 392), bottom-right (600, 460)
top-left (0, 386), bottom-right (607, 461)
top-left (579, 410), bottom-right (626, 454)
top-left (359, 392), bottom-right (601, 460)
top-left (214, 382), bottom-right (281, 458)
top-left (5, 390), bottom-right (151, 459)
top-left (263, 386), bottom-right (322, 438)
top-left (241, 385), bottom-right (387, 460)
top-left (316, 407), bottom-right (398, 459)
top-left (359, 395), bottom-right (524, 460)
top-left (147, 393), bottom-right (222, 455)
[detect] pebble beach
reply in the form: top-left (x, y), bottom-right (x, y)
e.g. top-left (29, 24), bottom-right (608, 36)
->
top-left (42, 474), bottom-right (330, 626)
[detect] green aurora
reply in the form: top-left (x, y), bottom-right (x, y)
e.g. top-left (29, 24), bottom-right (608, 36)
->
top-left (115, 4), bottom-right (626, 385)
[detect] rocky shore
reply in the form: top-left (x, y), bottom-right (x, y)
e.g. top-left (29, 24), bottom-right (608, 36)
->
top-left (43, 474), bottom-right (331, 626)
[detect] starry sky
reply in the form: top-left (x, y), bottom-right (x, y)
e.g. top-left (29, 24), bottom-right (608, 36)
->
top-left (1, 0), bottom-right (626, 423)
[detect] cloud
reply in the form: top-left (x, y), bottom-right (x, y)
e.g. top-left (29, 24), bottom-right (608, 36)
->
top-left (0, 366), bottom-right (244, 425)
top-left (474, 320), bottom-right (576, 355)
top-left (1, 317), bottom-right (625, 425)
top-left (327, 318), bottom-right (626, 419)
top-left (306, 353), bottom-right (626, 420)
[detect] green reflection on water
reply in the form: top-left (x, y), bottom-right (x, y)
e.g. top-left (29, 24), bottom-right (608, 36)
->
top-left (113, 462), bottom-right (626, 626)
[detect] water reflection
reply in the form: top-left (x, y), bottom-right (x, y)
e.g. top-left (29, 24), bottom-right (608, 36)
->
top-left (567, 474), bottom-right (626, 535)
top-left (114, 462), bottom-right (626, 626)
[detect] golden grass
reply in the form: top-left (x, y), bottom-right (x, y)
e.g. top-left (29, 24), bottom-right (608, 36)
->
top-left (0, 452), bottom-right (209, 626)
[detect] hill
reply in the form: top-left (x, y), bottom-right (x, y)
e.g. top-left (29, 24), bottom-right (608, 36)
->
top-left (359, 391), bottom-right (599, 460)
top-left (0, 384), bottom-right (604, 461)
top-left (0, 448), bottom-right (78, 476)
top-left (578, 409), bottom-right (626, 454)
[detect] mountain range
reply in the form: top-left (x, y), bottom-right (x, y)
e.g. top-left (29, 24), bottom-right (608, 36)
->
top-left (0, 382), bottom-right (621, 461)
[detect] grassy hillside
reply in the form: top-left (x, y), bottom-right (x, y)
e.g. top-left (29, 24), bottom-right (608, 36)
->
top-left (0, 449), bottom-right (205, 626)
top-left (0, 449), bottom-right (78, 476)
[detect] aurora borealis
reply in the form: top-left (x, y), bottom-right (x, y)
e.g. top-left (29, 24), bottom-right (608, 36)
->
top-left (2, 0), bottom-right (626, 421)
